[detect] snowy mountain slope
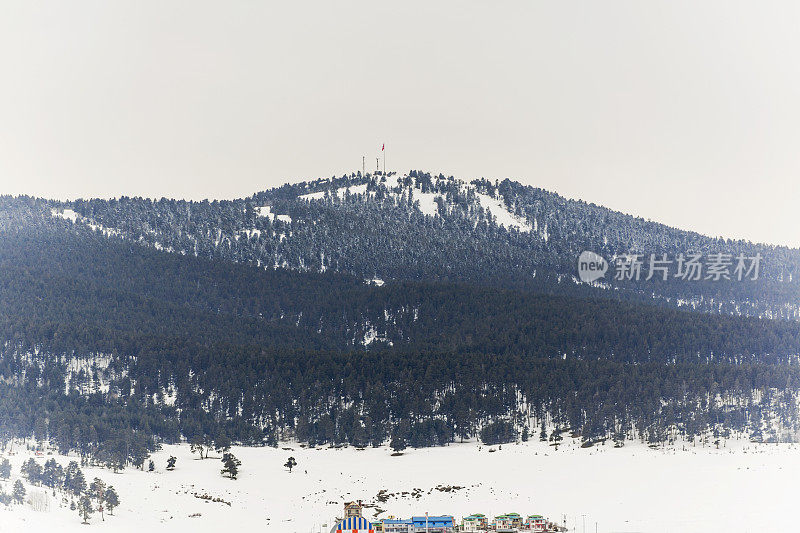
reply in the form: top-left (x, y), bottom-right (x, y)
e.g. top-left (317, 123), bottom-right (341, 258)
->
top-left (5, 225), bottom-right (800, 453)
top-left (7, 170), bottom-right (798, 320)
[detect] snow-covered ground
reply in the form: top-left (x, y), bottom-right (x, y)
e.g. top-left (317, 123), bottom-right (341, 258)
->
top-left (473, 192), bottom-right (531, 232)
top-left (255, 205), bottom-right (292, 224)
top-left (2, 437), bottom-right (797, 533)
top-left (299, 183), bottom-right (372, 201)
top-left (296, 174), bottom-right (536, 235)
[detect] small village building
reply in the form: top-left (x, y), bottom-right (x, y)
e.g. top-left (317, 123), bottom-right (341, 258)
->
top-left (525, 515), bottom-right (546, 532)
top-left (345, 500), bottom-right (364, 518)
top-left (411, 515), bottom-right (455, 533)
top-left (461, 514), bottom-right (489, 532)
top-left (492, 513), bottom-right (523, 530)
top-left (493, 515), bottom-right (512, 530)
top-left (507, 513), bottom-right (523, 529)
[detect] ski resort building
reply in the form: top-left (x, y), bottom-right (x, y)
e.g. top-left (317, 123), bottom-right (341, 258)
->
top-left (335, 516), bottom-right (374, 533)
top-left (411, 515), bottom-right (455, 533)
top-left (492, 513), bottom-right (523, 530)
top-left (525, 515), bottom-right (546, 531)
top-left (380, 518), bottom-right (414, 533)
top-left (461, 514), bottom-right (489, 531)
top-left (345, 500), bottom-right (364, 518)
top-left (377, 511), bottom-right (547, 533)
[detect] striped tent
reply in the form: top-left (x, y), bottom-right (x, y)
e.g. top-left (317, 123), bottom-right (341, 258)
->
top-left (335, 516), bottom-right (374, 533)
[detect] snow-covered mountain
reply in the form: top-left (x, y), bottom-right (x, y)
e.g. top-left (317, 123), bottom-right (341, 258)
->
top-left (4, 170), bottom-right (800, 533)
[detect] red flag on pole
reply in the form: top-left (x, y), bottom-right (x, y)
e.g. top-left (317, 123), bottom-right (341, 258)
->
top-left (381, 144), bottom-right (384, 151)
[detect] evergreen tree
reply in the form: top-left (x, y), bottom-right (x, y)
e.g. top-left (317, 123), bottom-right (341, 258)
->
top-left (190, 434), bottom-right (209, 459)
top-left (104, 486), bottom-right (119, 515)
top-left (0, 488), bottom-right (11, 507)
top-left (0, 458), bottom-right (10, 480)
top-left (78, 494), bottom-right (94, 524)
top-left (41, 458), bottom-right (60, 488)
top-left (390, 432), bottom-right (407, 453)
top-left (12, 480), bottom-right (25, 504)
top-left (284, 456), bottom-right (297, 473)
top-left (220, 452), bottom-right (241, 479)
top-left (63, 461), bottom-right (79, 492)
top-left (90, 478), bottom-right (106, 521)
top-left (70, 469), bottom-right (87, 497)
top-left (166, 456), bottom-right (176, 471)
top-left (21, 458), bottom-right (42, 485)
top-left (613, 428), bottom-right (626, 448)
top-left (550, 426), bottom-right (563, 450)
top-left (214, 435), bottom-right (232, 455)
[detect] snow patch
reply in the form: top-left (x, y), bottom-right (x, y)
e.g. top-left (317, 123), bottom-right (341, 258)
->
top-left (413, 191), bottom-right (441, 217)
top-left (474, 192), bottom-right (532, 232)
top-left (51, 208), bottom-right (79, 222)
top-left (255, 206), bottom-right (291, 223)
top-left (299, 183), bottom-right (372, 202)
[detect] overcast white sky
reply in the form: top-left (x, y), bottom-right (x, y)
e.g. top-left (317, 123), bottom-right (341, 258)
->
top-left (1, 1), bottom-right (799, 247)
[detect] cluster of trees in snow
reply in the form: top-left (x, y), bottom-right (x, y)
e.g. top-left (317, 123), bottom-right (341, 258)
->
top-left (0, 452), bottom-right (119, 524)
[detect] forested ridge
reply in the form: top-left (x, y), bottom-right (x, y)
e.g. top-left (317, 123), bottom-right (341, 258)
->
top-left (2, 223), bottom-right (800, 465)
top-left (4, 170), bottom-right (800, 320)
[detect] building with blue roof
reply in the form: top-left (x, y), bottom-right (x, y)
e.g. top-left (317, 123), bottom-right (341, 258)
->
top-left (410, 515), bottom-right (455, 533)
top-left (380, 518), bottom-right (414, 533)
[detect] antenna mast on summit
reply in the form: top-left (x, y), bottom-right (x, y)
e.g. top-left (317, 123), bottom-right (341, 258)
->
top-left (362, 156), bottom-right (365, 176)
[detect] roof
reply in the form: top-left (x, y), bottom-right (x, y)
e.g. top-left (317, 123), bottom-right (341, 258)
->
top-left (411, 516), bottom-right (454, 526)
top-left (336, 517), bottom-right (373, 531)
top-left (382, 519), bottom-right (413, 525)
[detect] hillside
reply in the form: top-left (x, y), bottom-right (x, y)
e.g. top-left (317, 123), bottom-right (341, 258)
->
top-left (1, 221), bottom-right (800, 458)
top-left (4, 171), bottom-right (800, 320)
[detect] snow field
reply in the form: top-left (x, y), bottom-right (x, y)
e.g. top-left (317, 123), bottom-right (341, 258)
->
top-left (2, 437), bottom-right (798, 533)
